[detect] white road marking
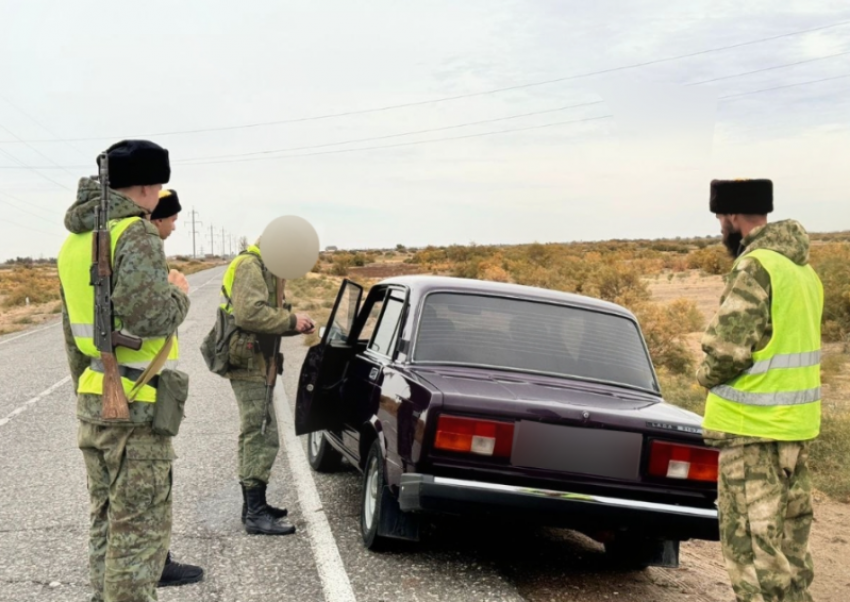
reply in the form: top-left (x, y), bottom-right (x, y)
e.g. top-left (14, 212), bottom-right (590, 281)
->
top-left (0, 322), bottom-right (61, 347)
top-left (0, 266), bottom-right (225, 430)
top-left (276, 386), bottom-right (358, 602)
top-left (0, 376), bottom-right (71, 428)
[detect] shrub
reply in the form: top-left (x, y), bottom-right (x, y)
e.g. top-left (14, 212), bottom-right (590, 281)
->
top-left (634, 298), bottom-right (704, 375)
top-left (687, 245), bottom-right (732, 275)
top-left (810, 243), bottom-right (850, 342)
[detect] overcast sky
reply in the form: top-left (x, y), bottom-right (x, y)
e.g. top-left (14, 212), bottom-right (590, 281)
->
top-left (1, 0), bottom-right (849, 260)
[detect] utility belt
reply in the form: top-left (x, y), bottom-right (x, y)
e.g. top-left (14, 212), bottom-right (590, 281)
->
top-left (89, 360), bottom-right (160, 389)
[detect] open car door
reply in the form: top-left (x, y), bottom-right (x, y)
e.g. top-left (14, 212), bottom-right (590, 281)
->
top-left (294, 279), bottom-right (363, 436)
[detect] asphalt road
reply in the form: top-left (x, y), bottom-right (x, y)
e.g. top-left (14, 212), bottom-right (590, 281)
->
top-left (0, 266), bottom-right (732, 602)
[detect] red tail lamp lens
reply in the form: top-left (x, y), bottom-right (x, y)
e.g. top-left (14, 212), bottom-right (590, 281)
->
top-left (648, 440), bottom-right (719, 482)
top-left (434, 415), bottom-right (514, 458)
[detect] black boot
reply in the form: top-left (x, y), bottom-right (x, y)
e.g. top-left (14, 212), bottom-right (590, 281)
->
top-left (257, 482), bottom-right (288, 519)
top-left (244, 486), bottom-right (296, 536)
top-left (241, 482), bottom-right (287, 523)
top-left (157, 551), bottom-right (204, 587)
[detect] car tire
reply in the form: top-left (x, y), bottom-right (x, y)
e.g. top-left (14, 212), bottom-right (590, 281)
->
top-left (360, 438), bottom-right (397, 551)
top-left (307, 430), bottom-right (343, 473)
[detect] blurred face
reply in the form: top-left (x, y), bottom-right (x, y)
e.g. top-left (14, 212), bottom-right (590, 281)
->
top-left (717, 214), bottom-right (743, 258)
top-left (153, 214), bottom-right (178, 240)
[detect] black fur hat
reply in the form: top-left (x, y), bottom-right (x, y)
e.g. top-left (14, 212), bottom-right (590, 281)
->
top-left (151, 189), bottom-right (181, 220)
top-left (709, 179), bottom-right (773, 215)
top-left (97, 139), bottom-right (171, 189)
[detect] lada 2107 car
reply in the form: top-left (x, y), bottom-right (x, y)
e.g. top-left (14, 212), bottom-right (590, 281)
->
top-left (295, 276), bottom-right (719, 568)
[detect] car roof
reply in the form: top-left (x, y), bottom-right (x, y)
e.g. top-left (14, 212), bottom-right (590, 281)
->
top-left (375, 275), bottom-right (636, 319)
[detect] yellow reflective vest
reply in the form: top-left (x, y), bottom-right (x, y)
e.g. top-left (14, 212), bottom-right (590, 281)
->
top-left (57, 217), bottom-right (179, 403)
top-left (220, 244), bottom-right (265, 313)
top-left (702, 248), bottom-right (823, 440)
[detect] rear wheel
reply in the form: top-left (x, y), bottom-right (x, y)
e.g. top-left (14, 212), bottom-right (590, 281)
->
top-left (307, 430), bottom-right (343, 472)
top-left (360, 439), bottom-right (397, 550)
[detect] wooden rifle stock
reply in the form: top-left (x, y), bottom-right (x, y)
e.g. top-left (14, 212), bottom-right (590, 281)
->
top-left (100, 354), bottom-right (130, 420)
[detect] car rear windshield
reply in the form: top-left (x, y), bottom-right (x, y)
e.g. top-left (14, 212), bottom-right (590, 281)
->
top-left (413, 292), bottom-right (658, 393)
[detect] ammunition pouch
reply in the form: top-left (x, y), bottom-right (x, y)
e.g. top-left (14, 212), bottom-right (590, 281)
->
top-left (152, 368), bottom-right (189, 437)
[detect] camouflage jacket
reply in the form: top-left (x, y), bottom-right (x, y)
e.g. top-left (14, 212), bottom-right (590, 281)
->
top-left (225, 251), bottom-right (300, 382)
top-left (698, 220), bottom-right (815, 447)
top-left (60, 178), bottom-right (191, 424)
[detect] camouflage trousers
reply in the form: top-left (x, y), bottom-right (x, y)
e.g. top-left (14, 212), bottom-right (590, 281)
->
top-left (231, 380), bottom-right (279, 487)
top-left (78, 420), bottom-right (173, 602)
top-left (716, 439), bottom-right (814, 602)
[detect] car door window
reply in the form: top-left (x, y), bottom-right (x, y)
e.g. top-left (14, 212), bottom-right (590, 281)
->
top-left (326, 281), bottom-right (361, 343)
top-left (359, 296), bottom-right (385, 343)
top-left (368, 293), bottom-right (405, 357)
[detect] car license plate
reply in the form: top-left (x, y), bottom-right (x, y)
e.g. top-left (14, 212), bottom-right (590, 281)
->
top-left (510, 420), bottom-right (642, 480)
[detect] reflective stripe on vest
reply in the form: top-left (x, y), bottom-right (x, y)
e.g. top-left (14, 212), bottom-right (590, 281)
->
top-left (220, 245), bottom-right (267, 315)
top-left (57, 217), bottom-right (179, 403)
top-left (702, 248), bottom-right (823, 440)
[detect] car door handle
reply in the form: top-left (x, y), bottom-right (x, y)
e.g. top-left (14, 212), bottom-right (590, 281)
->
top-left (369, 367), bottom-right (379, 381)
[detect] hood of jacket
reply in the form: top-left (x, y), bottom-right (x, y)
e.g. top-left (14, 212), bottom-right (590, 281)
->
top-left (741, 219), bottom-right (811, 266)
top-left (64, 177), bottom-right (149, 234)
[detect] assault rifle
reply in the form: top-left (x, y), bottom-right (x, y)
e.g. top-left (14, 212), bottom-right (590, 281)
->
top-left (261, 276), bottom-right (286, 434)
top-left (92, 152), bottom-right (142, 420)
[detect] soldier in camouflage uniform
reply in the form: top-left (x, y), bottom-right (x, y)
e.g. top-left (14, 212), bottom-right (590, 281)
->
top-left (698, 179), bottom-right (823, 602)
top-left (59, 140), bottom-right (190, 602)
top-left (222, 240), bottom-right (315, 535)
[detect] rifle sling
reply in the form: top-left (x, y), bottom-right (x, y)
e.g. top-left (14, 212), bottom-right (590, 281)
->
top-left (89, 334), bottom-right (175, 401)
top-left (127, 334), bottom-right (175, 402)
top-left (89, 362), bottom-right (159, 390)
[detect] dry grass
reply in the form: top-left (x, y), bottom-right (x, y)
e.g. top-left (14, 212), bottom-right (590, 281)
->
top-left (0, 259), bottom-right (225, 338)
top-left (169, 258), bottom-right (229, 275)
top-left (294, 239), bottom-right (850, 501)
top-left (0, 265), bottom-right (61, 309)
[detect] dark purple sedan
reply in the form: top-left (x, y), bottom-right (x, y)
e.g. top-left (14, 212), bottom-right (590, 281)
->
top-left (295, 275), bottom-right (719, 569)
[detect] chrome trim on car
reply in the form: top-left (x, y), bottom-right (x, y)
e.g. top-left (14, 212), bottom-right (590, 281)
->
top-left (400, 474), bottom-right (717, 519)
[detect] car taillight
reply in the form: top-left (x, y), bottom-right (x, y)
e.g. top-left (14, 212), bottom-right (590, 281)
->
top-left (434, 415), bottom-right (515, 458)
top-left (647, 440), bottom-right (719, 482)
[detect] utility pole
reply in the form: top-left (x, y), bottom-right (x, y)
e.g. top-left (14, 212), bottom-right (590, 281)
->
top-left (221, 227), bottom-right (226, 257)
top-left (189, 207), bottom-right (202, 258)
top-left (208, 224), bottom-right (215, 256)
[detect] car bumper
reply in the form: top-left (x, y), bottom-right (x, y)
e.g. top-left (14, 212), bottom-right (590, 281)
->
top-left (398, 474), bottom-right (719, 541)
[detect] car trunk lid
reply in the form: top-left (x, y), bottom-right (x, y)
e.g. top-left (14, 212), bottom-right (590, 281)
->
top-left (412, 366), bottom-right (707, 483)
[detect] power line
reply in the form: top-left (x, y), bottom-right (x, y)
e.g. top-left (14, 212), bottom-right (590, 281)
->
top-left (0, 145), bottom-right (72, 190)
top-left (1, 95), bottom-right (93, 161)
top-left (1, 70), bottom-right (848, 171)
top-left (0, 217), bottom-right (64, 237)
top-left (5, 66), bottom-right (850, 171)
top-left (177, 51), bottom-right (850, 164)
top-left (2, 19), bottom-right (849, 144)
top-left (0, 194), bottom-right (58, 223)
top-left (171, 73), bottom-right (850, 166)
top-left (692, 50), bottom-right (850, 85)
top-left (718, 73), bottom-right (850, 98)
top-left (0, 189), bottom-right (58, 220)
top-left (0, 122), bottom-right (77, 178)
